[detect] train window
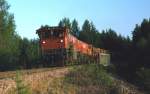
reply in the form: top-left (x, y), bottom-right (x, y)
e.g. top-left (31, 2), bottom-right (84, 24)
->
top-left (45, 32), bottom-right (49, 39)
top-left (53, 31), bottom-right (59, 37)
top-left (50, 31), bottom-right (53, 36)
top-left (41, 30), bottom-right (64, 39)
top-left (53, 31), bottom-right (63, 38)
top-left (41, 32), bottom-right (50, 39)
top-left (41, 32), bottom-right (45, 39)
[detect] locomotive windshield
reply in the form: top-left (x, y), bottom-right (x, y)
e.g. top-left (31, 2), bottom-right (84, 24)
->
top-left (41, 30), bottom-right (63, 39)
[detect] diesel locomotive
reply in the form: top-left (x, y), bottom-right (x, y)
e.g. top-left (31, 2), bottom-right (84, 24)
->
top-left (36, 26), bottom-right (110, 66)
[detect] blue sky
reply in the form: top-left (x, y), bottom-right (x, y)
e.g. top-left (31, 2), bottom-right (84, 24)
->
top-left (8, 0), bottom-right (150, 39)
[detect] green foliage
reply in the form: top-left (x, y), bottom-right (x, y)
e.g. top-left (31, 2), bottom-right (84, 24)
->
top-left (133, 19), bottom-right (150, 46)
top-left (15, 71), bottom-right (32, 94)
top-left (65, 64), bottom-right (113, 87)
top-left (68, 44), bottom-right (74, 57)
top-left (117, 18), bottom-right (150, 93)
top-left (58, 20), bottom-right (63, 27)
top-left (0, 0), bottom-right (20, 71)
top-left (64, 64), bottom-right (114, 94)
top-left (132, 18), bottom-right (150, 68)
top-left (136, 68), bottom-right (150, 93)
top-left (78, 20), bottom-right (100, 48)
top-left (71, 19), bottom-right (80, 37)
top-left (59, 18), bottom-right (80, 38)
top-left (79, 19), bottom-right (91, 44)
top-left (18, 38), bottom-right (41, 69)
top-left (58, 17), bottom-right (71, 29)
top-left (0, 0), bottom-right (40, 70)
top-left (99, 29), bottom-right (132, 62)
top-left (106, 64), bottom-right (116, 75)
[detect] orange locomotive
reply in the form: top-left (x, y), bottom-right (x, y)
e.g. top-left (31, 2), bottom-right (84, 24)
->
top-left (36, 26), bottom-right (110, 66)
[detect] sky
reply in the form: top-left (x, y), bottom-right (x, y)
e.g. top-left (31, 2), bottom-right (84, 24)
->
top-left (8, 0), bottom-right (150, 39)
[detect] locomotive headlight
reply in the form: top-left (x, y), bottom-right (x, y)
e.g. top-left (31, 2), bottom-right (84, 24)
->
top-left (60, 39), bottom-right (63, 43)
top-left (42, 41), bottom-right (46, 44)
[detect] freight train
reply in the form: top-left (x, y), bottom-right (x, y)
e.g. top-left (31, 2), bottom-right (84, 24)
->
top-left (36, 26), bottom-right (110, 66)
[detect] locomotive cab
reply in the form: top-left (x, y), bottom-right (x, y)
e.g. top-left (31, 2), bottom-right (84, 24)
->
top-left (37, 27), bottom-right (66, 49)
top-left (36, 26), bottom-right (68, 66)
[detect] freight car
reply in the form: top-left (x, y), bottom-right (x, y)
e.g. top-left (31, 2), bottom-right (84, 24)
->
top-left (36, 26), bottom-right (110, 66)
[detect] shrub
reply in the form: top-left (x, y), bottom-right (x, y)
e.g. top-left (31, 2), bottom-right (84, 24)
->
top-left (65, 64), bottom-right (113, 87)
top-left (63, 64), bottom-right (114, 94)
top-left (136, 68), bottom-right (150, 93)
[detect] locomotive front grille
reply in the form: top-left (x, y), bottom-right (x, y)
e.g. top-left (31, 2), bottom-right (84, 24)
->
top-left (42, 48), bottom-right (67, 66)
top-left (43, 48), bottom-right (66, 55)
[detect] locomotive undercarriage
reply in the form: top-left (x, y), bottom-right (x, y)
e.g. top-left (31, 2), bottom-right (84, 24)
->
top-left (42, 48), bottom-right (101, 66)
top-left (42, 48), bottom-right (67, 66)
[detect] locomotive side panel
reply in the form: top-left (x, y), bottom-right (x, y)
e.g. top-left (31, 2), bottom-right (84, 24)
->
top-left (67, 34), bottom-right (92, 55)
top-left (64, 33), bottom-right (93, 64)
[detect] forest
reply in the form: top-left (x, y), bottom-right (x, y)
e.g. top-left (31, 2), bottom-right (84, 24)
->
top-left (0, 0), bottom-right (149, 93)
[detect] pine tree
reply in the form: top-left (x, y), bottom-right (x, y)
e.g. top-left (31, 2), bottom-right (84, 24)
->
top-left (71, 19), bottom-right (80, 37)
top-left (58, 17), bottom-right (71, 29)
top-left (79, 19), bottom-right (91, 44)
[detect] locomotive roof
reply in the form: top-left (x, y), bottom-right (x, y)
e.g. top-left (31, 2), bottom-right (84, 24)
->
top-left (36, 26), bottom-right (68, 34)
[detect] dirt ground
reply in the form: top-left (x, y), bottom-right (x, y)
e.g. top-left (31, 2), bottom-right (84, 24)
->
top-left (0, 67), bottom-right (69, 94)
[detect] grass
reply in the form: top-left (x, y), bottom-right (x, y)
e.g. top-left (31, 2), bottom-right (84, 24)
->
top-left (4, 64), bottom-right (144, 94)
top-left (0, 67), bottom-right (62, 79)
top-left (63, 64), bottom-right (114, 94)
top-left (6, 71), bottom-right (32, 94)
top-left (20, 64), bottom-right (114, 94)
top-left (15, 71), bottom-right (32, 94)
